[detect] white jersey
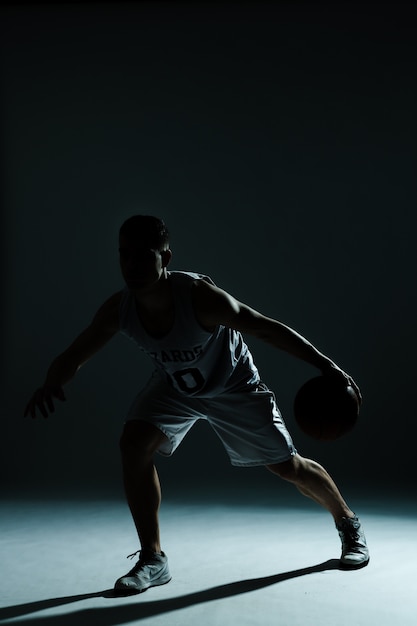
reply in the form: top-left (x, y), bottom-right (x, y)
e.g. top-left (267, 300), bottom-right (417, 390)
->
top-left (119, 271), bottom-right (260, 397)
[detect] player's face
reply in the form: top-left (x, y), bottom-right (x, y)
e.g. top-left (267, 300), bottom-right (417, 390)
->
top-left (119, 235), bottom-right (171, 291)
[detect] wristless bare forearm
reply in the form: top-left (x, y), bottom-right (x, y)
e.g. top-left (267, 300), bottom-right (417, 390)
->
top-left (262, 322), bottom-right (334, 371)
top-left (43, 354), bottom-right (79, 387)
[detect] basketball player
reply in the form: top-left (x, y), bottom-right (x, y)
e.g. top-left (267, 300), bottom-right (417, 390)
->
top-left (24, 215), bottom-right (369, 594)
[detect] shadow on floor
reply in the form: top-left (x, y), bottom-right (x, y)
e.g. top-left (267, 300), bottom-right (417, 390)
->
top-left (0, 559), bottom-right (343, 625)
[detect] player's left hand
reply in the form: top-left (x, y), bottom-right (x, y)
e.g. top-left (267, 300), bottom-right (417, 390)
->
top-left (321, 363), bottom-right (362, 405)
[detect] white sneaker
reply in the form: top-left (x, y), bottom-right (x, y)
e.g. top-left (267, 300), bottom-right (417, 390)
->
top-left (114, 550), bottom-right (171, 594)
top-left (336, 515), bottom-right (370, 568)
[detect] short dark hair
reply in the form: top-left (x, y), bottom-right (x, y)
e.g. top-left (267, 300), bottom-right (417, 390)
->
top-left (119, 215), bottom-right (170, 249)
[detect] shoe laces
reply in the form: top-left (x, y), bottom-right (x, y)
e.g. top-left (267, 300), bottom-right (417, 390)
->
top-left (339, 518), bottom-right (363, 549)
top-left (126, 549), bottom-right (158, 564)
top-left (124, 550), bottom-right (149, 576)
top-left (127, 550), bottom-right (140, 560)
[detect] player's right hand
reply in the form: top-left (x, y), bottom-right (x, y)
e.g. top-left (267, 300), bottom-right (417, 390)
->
top-left (24, 385), bottom-right (66, 419)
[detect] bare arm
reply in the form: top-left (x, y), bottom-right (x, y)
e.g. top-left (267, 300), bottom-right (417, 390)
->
top-left (24, 291), bottom-right (122, 418)
top-left (193, 280), bottom-right (362, 400)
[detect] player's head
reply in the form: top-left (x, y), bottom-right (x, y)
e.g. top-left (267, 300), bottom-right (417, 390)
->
top-left (119, 215), bottom-right (172, 290)
top-left (119, 215), bottom-right (170, 251)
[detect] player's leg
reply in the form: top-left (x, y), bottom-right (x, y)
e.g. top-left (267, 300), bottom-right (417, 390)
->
top-left (266, 454), bottom-right (369, 567)
top-left (115, 420), bottom-right (171, 594)
top-left (120, 419), bottom-right (167, 552)
top-left (266, 454), bottom-right (353, 522)
top-left (115, 374), bottom-right (203, 593)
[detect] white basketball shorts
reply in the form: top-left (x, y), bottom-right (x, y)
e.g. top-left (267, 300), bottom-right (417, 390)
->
top-left (125, 371), bottom-right (297, 467)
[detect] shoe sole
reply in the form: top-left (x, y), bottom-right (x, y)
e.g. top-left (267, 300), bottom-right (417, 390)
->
top-left (340, 557), bottom-right (370, 570)
top-left (114, 575), bottom-right (172, 596)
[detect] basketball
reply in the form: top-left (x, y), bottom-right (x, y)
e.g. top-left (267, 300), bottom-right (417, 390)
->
top-left (293, 376), bottom-right (360, 441)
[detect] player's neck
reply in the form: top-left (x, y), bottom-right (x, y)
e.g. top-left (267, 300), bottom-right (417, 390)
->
top-left (133, 272), bottom-right (171, 311)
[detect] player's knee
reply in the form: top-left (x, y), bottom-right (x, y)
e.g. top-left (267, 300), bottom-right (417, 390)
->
top-left (119, 420), bottom-right (164, 459)
top-left (266, 454), bottom-right (302, 482)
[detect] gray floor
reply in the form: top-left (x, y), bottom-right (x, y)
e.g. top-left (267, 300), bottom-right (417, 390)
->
top-left (1, 491), bottom-right (416, 626)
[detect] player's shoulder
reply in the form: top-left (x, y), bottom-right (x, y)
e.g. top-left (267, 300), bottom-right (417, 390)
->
top-left (191, 274), bottom-right (235, 308)
top-left (170, 270), bottom-right (214, 285)
top-left (92, 290), bottom-right (124, 330)
top-left (168, 270), bottom-right (215, 300)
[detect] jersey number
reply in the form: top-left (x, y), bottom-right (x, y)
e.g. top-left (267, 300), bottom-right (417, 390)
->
top-left (172, 368), bottom-right (205, 393)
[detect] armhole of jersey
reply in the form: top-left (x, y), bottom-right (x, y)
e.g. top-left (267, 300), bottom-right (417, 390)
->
top-left (190, 277), bottom-right (218, 335)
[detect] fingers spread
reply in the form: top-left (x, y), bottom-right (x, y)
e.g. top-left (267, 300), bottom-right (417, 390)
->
top-left (24, 386), bottom-right (67, 418)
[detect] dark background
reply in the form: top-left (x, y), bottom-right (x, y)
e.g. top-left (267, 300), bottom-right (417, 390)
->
top-left (1, 1), bottom-right (416, 500)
